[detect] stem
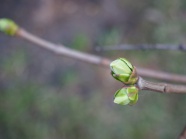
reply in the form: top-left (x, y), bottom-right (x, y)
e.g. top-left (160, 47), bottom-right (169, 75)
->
top-left (137, 77), bottom-right (186, 93)
top-left (179, 125), bottom-right (186, 139)
top-left (17, 29), bottom-right (110, 66)
top-left (98, 44), bottom-right (186, 51)
top-left (15, 28), bottom-right (186, 83)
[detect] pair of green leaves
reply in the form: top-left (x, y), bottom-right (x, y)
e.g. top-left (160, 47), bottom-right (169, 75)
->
top-left (110, 58), bottom-right (139, 105)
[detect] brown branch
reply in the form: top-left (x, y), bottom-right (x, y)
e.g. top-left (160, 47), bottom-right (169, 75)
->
top-left (137, 77), bottom-right (186, 93)
top-left (15, 28), bottom-right (186, 84)
top-left (179, 125), bottom-right (186, 139)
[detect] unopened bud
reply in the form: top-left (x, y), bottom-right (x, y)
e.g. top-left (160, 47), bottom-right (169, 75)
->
top-left (114, 86), bottom-right (138, 105)
top-left (110, 58), bottom-right (138, 85)
top-left (0, 18), bottom-right (18, 36)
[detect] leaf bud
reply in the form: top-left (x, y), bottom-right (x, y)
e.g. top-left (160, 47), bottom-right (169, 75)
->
top-left (114, 86), bottom-right (138, 105)
top-left (110, 58), bottom-right (138, 85)
top-left (0, 18), bottom-right (18, 36)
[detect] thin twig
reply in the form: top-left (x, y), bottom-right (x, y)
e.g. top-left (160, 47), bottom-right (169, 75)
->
top-left (179, 125), bottom-right (186, 139)
top-left (96, 44), bottom-right (186, 51)
top-left (137, 77), bottom-right (186, 93)
top-left (15, 28), bottom-right (186, 84)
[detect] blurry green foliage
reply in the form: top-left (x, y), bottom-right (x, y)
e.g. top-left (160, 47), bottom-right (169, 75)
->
top-left (98, 28), bottom-right (121, 47)
top-left (2, 50), bottom-right (26, 74)
top-left (0, 49), bottom-right (185, 139)
top-left (71, 33), bottom-right (90, 51)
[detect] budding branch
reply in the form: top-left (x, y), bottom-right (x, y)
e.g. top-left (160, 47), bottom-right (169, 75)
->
top-left (16, 28), bottom-right (186, 84)
top-left (0, 23), bottom-right (186, 93)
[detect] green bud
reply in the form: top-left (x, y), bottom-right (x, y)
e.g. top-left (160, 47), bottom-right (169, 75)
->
top-left (114, 86), bottom-right (138, 105)
top-left (0, 18), bottom-right (18, 36)
top-left (110, 58), bottom-right (138, 85)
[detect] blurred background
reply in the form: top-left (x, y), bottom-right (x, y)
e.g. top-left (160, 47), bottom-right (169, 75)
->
top-left (0, 0), bottom-right (186, 138)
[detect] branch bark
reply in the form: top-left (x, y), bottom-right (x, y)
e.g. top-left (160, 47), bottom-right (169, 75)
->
top-left (137, 77), bottom-right (186, 93)
top-left (16, 28), bottom-right (186, 84)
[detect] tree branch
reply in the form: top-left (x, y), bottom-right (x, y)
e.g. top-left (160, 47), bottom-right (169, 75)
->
top-left (15, 28), bottom-right (186, 84)
top-left (137, 77), bottom-right (186, 93)
top-left (97, 44), bottom-right (186, 51)
top-left (179, 125), bottom-right (186, 139)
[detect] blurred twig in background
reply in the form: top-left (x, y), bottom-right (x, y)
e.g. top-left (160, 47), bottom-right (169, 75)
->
top-left (96, 44), bottom-right (186, 51)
